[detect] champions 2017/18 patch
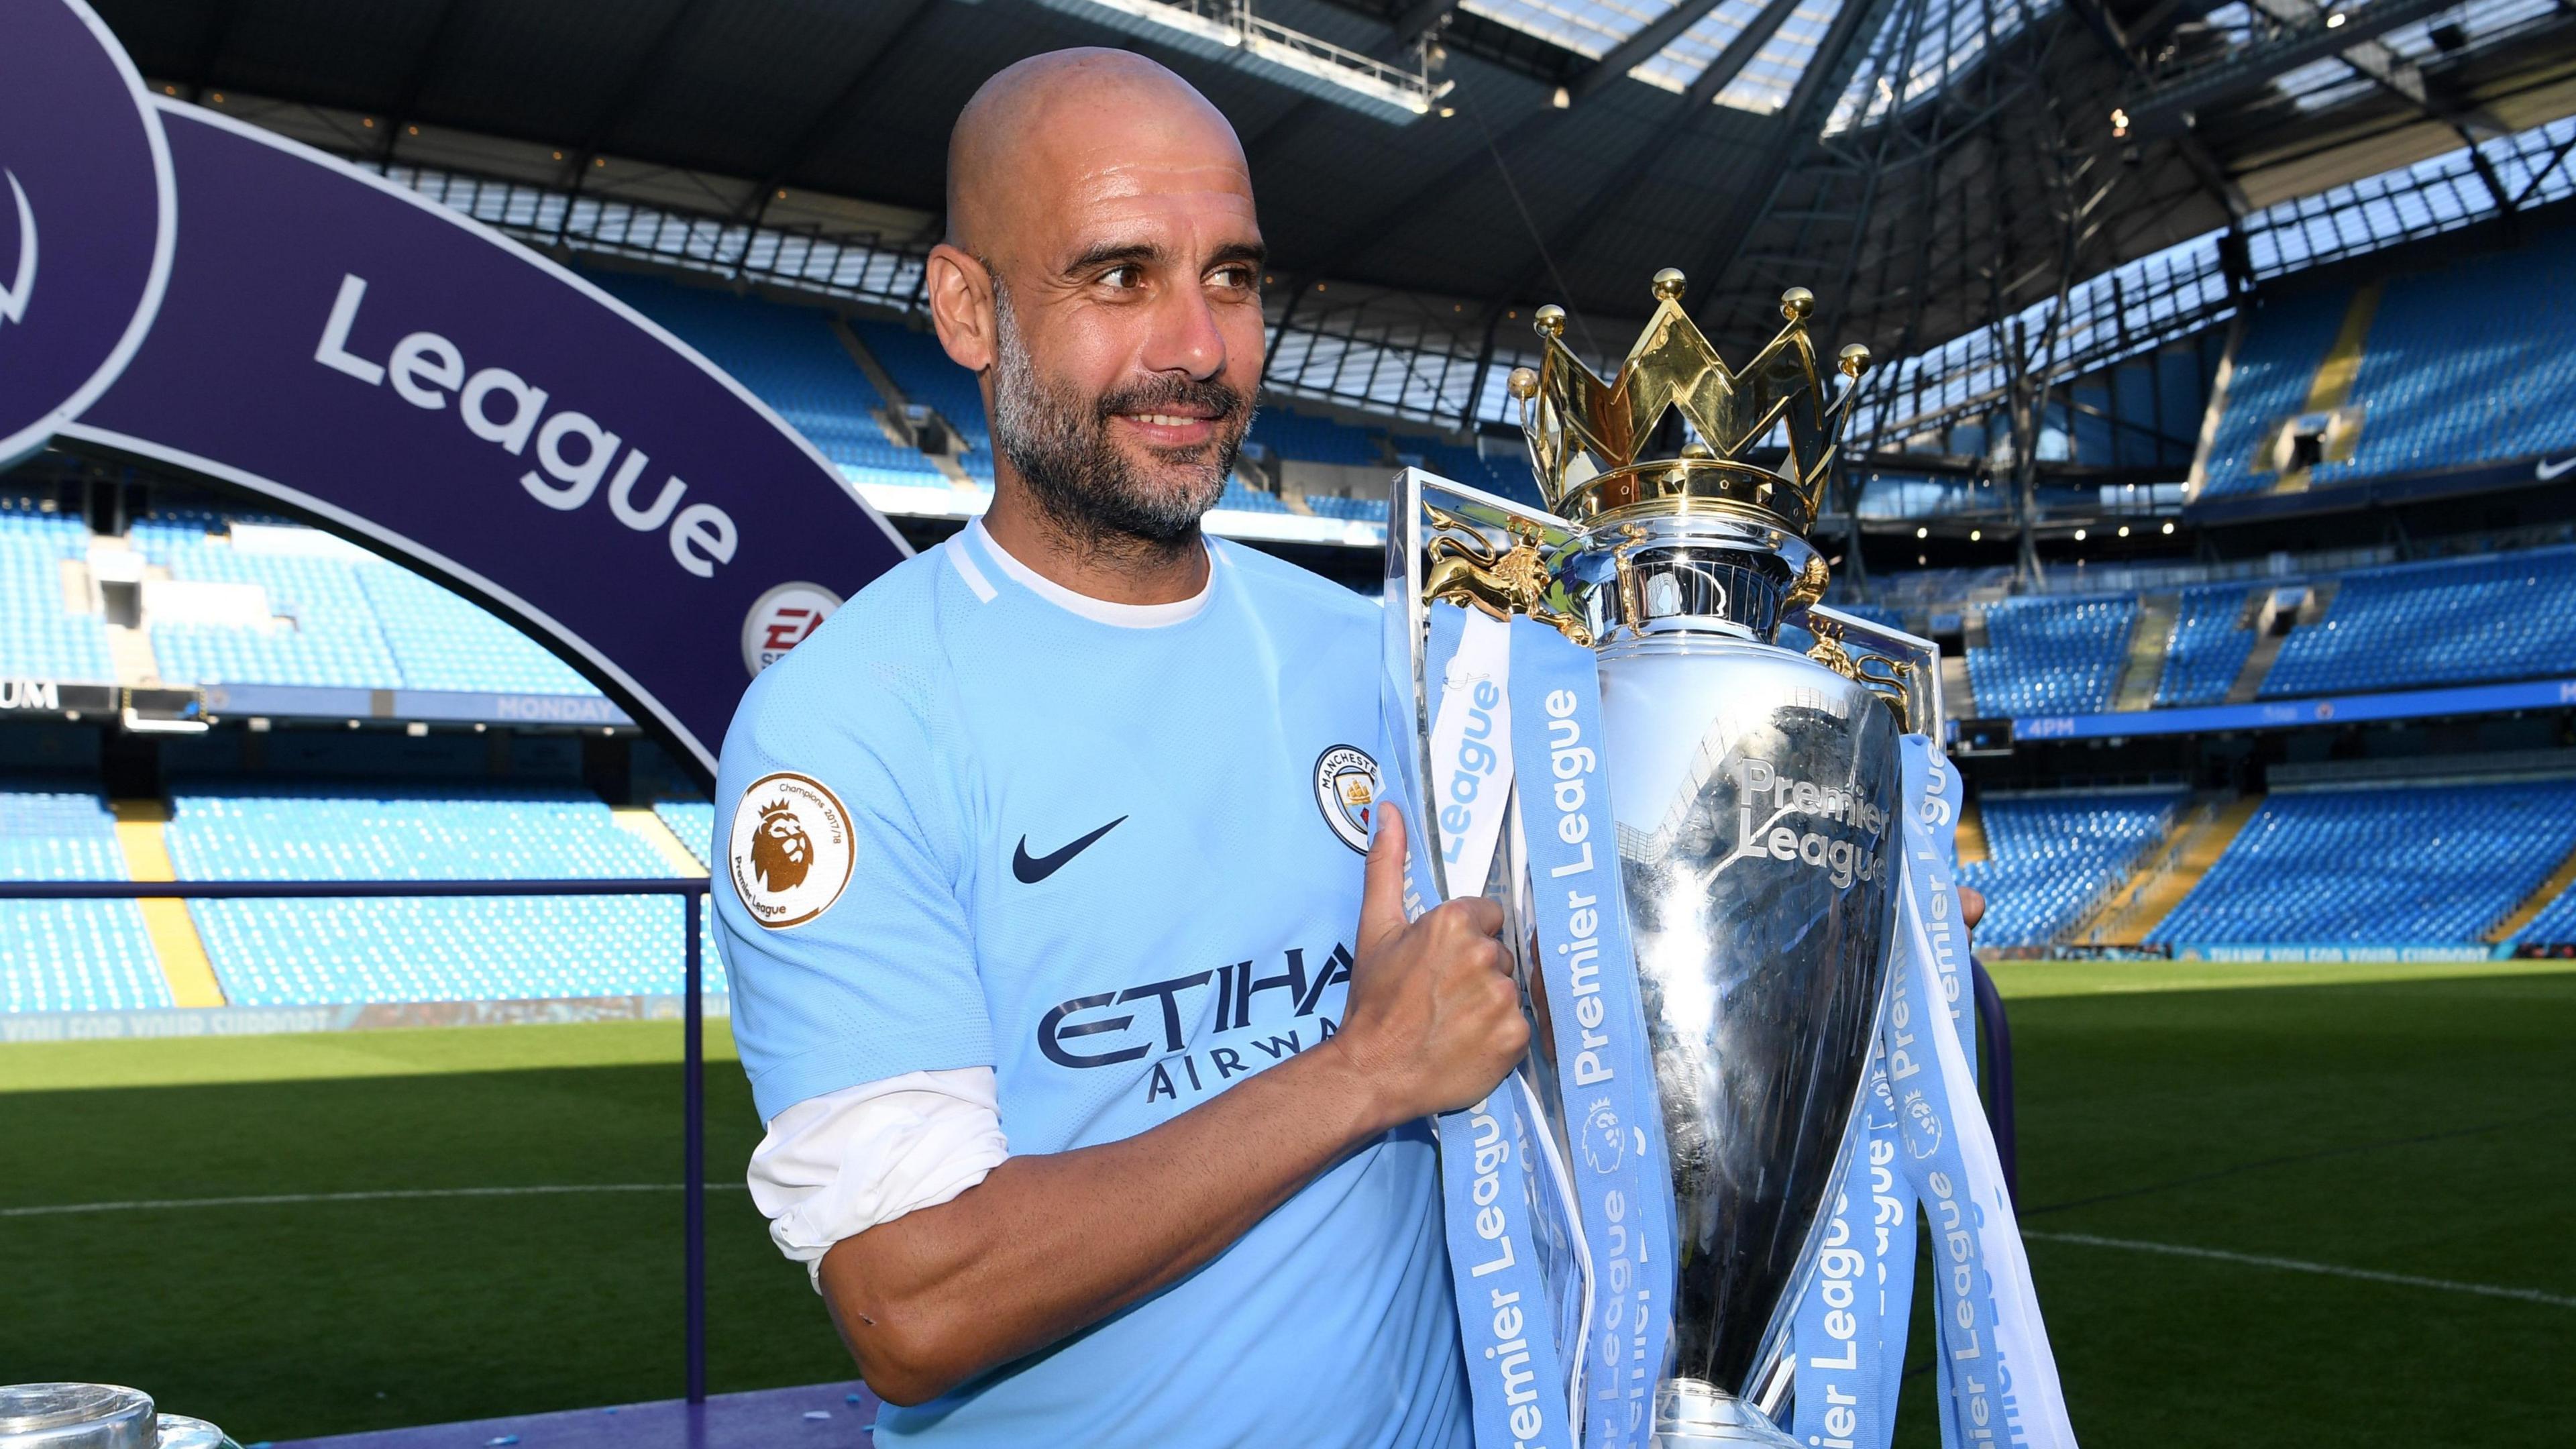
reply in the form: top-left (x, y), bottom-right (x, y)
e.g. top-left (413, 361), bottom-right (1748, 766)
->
top-left (1312, 744), bottom-right (1381, 853)
top-left (729, 771), bottom-right (855, 929)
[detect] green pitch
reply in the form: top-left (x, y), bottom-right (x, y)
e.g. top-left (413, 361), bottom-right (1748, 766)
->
top-left (2, 960), bottom-right (2571, 1446)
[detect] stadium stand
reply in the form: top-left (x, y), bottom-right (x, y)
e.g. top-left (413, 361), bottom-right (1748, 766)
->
top-left (1954, 788), bottom-right (2186, 949)
top-left (590, 273), bottom-right (943, 488)
top-left (653, 799), bottom-right (715, 869)
top-left (131, 514), bottom-right (600, 695)
top-left (2195, 288), bottom-right (2355, 500)
top-left (1966, 594), bottom-right (2138, 715)
top-left (2258, 547), bottom-right (2576, 698)
top-left (852, 321), bottom-right (996, 478)
top-left (162, 783), bottom-right (719, 1006)
top-left (0, 497), bottom-right (117, 683)
top-left (2311, 226), bottom-right (2576, 488)
top-left (2516, 878), bottom-right (2576, 949)
top-left (1401, 439), bottom-right (1545, 508)
top-left (1303, 492), bottom-right (1390, 523)
top-left (1250, 410), bottom-right (1382, 467)
top-left (2197, 228), bottom-right (2576, 500)
top-left (2154, 583), bottom-right (2258, 706)
top-left (0, 783), bottom-right (170, 1013)
top-left (2148, 778), bottom-right (2576, 946)
top-left (1218, 478), bottom-right (1291, 514)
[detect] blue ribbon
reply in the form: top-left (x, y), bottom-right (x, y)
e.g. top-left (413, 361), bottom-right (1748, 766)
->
top-left (1506, 618), bottom-right (1676, 1449)
top-left (1793, 733), bottom-right (1968, 1449)
top-left (1405, 603), bottom-right (1578, 1449)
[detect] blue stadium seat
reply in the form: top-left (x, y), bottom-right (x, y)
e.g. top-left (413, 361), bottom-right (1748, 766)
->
top-left (0, 783), bottom-right (170, 1013)
top-left (164, 783), bottom-right (720, 1006)
top-left (1966, 594), bottom-right (2137, 716)
top-left (2154, 583), bottom-right (2257, 706)
top-left (1954, 789), bottom-right (2184, 948)
top-left (2259, 546), bottom-right (2576, 697)
top-left (2148, 780), bottom-right (2576, 946)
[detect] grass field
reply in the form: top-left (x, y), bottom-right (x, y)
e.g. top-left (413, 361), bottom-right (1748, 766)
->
top-left (3, 960), bottom-right (2572, 1446)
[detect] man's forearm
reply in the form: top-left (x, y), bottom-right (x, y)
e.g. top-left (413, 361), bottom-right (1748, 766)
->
top-left (816, 1038), bottom-right (1396, 1405)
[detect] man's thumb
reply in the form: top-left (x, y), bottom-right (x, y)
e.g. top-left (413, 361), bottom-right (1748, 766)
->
top-left (1359, 800), bottom-right (1411, 947)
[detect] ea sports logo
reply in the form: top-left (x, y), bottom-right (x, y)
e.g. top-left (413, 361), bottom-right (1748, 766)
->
top-left (1313, 744), bottom-right (1381, 853)
top-left (0, 0), bottom-right (176, 468)
top-left (728, 771), bottom-right (855, 930)
top-left (741, 581), bottom-right (841, 676)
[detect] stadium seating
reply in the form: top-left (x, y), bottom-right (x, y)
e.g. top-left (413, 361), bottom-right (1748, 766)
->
top-left (2197, 229), bottom-right (2576, 498)
top-left (164, 783), bottom-right (720, 1006)
top-left (2154, 583), bottom-right (2257, 707)
top-left (1966, 594), bottom-right (2138, 716)
top-left (1250, 411), bottom-right (1381, 467)
top-left (1303, 492), bottom-right (1390, 523)
top-left (2514, 877), bottom-right (2576, 949)
top-left (1402, 439), bottom-right (1545, 508)
top-left (133, 515), bottom-right (602, 695)
top-left (0, 784), bottom-right (170, 1013)
top-left (654, 799), bottom-right (715, 868)
top-left (2259, 547), bottom-right (2576, 698)
top-left (2148, 779), bottom-right (2576, 945)
top-left (2194, 288), bottom-right (2354, 500)
top-left (851, 321), bottom-right (996, 477)
top-left (592, 272), bottom-right (945, 488)
top-left (0, 498), bottom-right (116, 684)
top-left (2311, 227), bottom-right (2576, 487)
top-left (1954, 788), bottom-right (2184, 949)
top-left (1218, 478), bottom-right (1291, 514)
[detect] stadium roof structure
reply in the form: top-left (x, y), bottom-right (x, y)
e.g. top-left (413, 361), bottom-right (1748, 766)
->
top-left (92, 0), bottom-right (2576, 435)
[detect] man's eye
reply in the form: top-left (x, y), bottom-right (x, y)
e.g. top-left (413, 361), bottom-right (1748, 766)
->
top-left (1210, 266), bottom-right (1256, 290)
top-left (1100, 265), bottom-right (1143, 289)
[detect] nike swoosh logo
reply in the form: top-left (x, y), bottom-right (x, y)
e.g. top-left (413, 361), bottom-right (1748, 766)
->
top-left (1012, 816), bottom-right (1127, 884)
top-left (2538, 456), bottom-right (2576, 481)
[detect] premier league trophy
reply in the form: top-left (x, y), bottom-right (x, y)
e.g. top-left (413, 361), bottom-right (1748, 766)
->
top-left (1387, 270), bottom-right (1939, 1449)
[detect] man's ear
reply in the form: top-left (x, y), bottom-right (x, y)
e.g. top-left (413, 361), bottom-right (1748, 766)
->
top-left (926, 244), bottom-right (997, 374)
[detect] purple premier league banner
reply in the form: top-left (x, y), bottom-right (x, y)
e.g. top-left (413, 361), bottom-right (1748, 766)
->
top-left (1, 0), bottom-right (912, 784)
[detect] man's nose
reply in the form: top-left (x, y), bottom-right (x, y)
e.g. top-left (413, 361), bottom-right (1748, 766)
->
top-left (1141, 282), bottom-right (1228, 380)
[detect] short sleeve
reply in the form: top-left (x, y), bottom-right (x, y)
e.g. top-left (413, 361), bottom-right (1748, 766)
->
top-left (713, 654), bottom-right (991, 1122)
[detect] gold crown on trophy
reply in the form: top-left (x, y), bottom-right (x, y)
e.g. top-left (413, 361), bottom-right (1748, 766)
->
top-left (1507, 269), bottom-right (1872, 533)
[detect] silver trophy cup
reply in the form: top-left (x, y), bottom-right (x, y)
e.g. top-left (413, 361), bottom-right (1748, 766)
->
top-left (1389, 271), bottom-right (1931, 1446)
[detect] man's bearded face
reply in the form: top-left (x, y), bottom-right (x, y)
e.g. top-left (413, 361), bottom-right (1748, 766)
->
top-left (988, 284), bottom-right (1252, 546)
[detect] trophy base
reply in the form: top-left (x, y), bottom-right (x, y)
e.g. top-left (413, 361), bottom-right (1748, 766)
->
top-left (1650, 1381), bottom-right (1799, 1449)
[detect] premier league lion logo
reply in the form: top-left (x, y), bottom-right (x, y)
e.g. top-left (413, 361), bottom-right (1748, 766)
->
top-left (750, 799), bottom-right (814, 893)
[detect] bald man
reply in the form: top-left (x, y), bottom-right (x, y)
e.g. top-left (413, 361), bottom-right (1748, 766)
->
top-left (710, 50), bottom-right (1505, 1448)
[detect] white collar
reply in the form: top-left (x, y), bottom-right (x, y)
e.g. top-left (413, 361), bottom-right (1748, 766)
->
top-left (968, 519), bottom-right (1216, 629)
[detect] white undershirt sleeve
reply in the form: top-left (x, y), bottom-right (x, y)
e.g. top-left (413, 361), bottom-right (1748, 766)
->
top-left (745, 1065), bottom-right (1008, 1290)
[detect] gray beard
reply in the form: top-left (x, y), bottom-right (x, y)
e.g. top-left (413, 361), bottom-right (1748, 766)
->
top-left (987, 286), bottom-right (1245, 552)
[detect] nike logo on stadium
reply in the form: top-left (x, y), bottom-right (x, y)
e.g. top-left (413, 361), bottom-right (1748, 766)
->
top-left (1013, 816), bottom-right (1127, 884)
top-left (2539, 456), bottom-right (2576, 481)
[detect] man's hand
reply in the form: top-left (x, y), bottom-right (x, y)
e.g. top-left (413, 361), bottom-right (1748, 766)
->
top-left (1958, 884), bottom-right (1986, 934)
top-left (1329, 802), bottom-right (1526, 1130)
top-left (814, 809), bottom-right (1525, 1407)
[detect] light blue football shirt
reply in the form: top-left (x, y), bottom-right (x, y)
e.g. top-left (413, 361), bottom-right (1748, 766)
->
top-left (712, 521), bottom-right (1468, 1449)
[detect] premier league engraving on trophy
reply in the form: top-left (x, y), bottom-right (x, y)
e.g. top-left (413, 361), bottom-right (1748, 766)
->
top-left (1390, 270), bottom-right (1921, 1448)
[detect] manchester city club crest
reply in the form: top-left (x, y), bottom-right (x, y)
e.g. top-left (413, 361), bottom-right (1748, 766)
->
top-left (1311, 745), bottom-right (1380, 853)
top-left (728, 771), bottom-right (855, 929)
